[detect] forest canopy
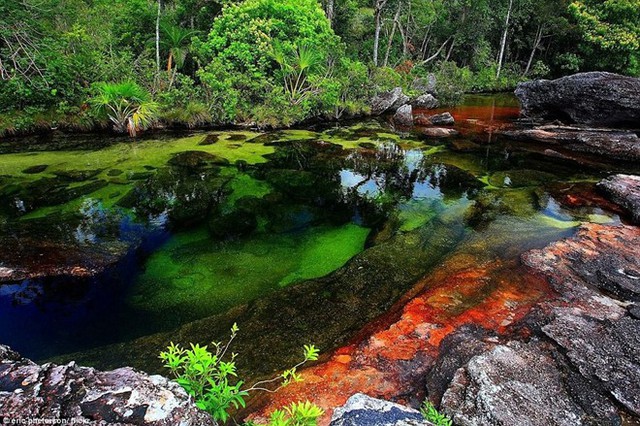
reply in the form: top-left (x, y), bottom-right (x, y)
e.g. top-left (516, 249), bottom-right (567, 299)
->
top-left (0, 0), bottom-right (638, 134)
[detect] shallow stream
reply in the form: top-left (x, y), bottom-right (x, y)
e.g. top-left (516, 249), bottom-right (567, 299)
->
top-left (0, 94), bottom-right (637, 377)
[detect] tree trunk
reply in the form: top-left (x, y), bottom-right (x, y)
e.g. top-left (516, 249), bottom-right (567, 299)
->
top-left (445, 38), bottom-right (455, 61)
top-left (383, 3), bottom-right (402, 67)
top-left (524, 24), bottom-right (543, 76)
top-left (496, 0), bottom-right (513, 79)
top-left (324, 0), bottom-right (335, 26)
top-left (155, 0), bottom-right (161, 73)
top-left (373, 0), bottom-right (388, 66)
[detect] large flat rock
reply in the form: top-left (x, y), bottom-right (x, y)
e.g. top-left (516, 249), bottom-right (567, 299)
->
top-left (523, 223), bottom-right (640, 416)
top-left (500, 126), bottom-right (640, 162)
top-left (440, 340), bottom-right (619, 426)
top-left (515, 72), bottom-right (640, 127)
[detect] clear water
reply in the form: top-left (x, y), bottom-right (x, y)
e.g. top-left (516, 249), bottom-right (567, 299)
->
top-left (0, 94), bottom-right (636, 376)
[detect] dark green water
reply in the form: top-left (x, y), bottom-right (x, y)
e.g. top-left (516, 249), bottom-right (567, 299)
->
top-left (0, 94), bottom-right (635, 374)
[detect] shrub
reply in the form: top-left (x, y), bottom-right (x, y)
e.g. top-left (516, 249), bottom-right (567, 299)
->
top-left (89, 81), bottom-right (158, 136)
top-left (195, 0), bottom-right (340, 81)
top-left (160, 323), bottom-right (320, 423)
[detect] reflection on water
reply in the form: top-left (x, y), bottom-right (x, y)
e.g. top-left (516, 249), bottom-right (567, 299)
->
top-left (0, 94), bottom-right (636, 372)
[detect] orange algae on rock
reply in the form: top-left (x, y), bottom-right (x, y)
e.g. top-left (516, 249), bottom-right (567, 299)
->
top-left (251, 254), bottom-right (554, 425)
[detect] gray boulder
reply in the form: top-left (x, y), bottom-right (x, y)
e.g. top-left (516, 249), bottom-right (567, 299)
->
top-left (414, 113), bottom-right (454, 126)
top-left (393, 104), bottom-right (414, 126)
top-left (371, 87), bottom-right (410, 115)
top-left (500, 126), bottom-right (640, 162)
top-left (515, 72), bottom-right (640, 127)
top-left (543, 313), bottom-right (640, 416)
top-left (0, 345), bottom-right (214, 425)
top-left (330, 394), bottom-right (433, 426)
top-left (411, 94), bottom-right (439, 109)
top-left (411, 75), bottom-right (437, 94)
top-left (440, 341), bottom-right (619, 426)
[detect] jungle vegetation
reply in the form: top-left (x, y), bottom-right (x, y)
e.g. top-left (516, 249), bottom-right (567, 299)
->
top-left (0, 0), bottom-right (638, 135)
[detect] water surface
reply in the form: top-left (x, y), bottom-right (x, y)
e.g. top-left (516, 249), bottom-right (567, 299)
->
top-left (0, 94), bottom-right (635, 375)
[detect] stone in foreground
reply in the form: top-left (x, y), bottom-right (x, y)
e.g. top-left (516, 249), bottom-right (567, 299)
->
top-left (440, 340), bottom-right (619, 426)
top-left (523, 223), bottom-right (640, 416)
top-left (330, 394), bottom-right (434, 426)
top-left (0, 345), bottom-right (213, 425)
top-left (393, 104), bottom-right (414, 127)
top-left (515, 72), bottom-right (640, 127)
top-left (597, 174), bottom-right (640, 224)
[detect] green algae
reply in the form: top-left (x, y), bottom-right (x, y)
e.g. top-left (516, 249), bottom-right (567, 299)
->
top-left (0, 131), bottom-right (273, 181)
top-left (396, 199), bottom-right (441, 232)
top-left (126, 223), bottom-right (370, 328)
top-left (0, 132), bottom-right (277, 220)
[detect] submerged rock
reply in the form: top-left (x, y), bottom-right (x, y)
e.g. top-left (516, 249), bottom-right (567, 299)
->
top-left (22, 164), bottom-right (48, 174)
top-left (416, 128), bottom-right (459, 138)
top-left (0, 221), bottom-right (133, 284)
top-left (330, 394), bottom-right (433, 426)
top-left (515, 72), bottom-right (640, 127)
top-left (168, 150), bottom-right (229, 169)
top-left (371, 87), bottom-right (410, 115)
top-left (198, 134), bottom-right (219, 145)
top-left (393, 104), bottom-right (414, 127)
top-left (0, 345), bottom-right (213, 425)
top-left (597, 174), bottom-right (640, 223)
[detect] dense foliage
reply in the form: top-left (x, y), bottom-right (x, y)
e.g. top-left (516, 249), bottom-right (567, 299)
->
top-left (1, 0), bottom-right (638, 135)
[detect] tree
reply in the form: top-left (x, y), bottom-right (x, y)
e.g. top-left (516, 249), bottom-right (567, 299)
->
top-left (372, 0), bottom-right (389, 66)
top-left (496, 0), bottom-right (514, 78)
top-left (569, 0), bottom-right (640, 74)
top-left (195, 0), bottom-right (340, 80)
top-left (161, 23), bottom-right (196, 86)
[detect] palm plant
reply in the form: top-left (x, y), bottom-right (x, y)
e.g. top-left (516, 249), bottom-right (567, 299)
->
top-left (90, 81), bottom-right (158, 137)
top-left (272, 44), bottom-right (323, 104)
top-left (160, 24), bottom-right (196, 86)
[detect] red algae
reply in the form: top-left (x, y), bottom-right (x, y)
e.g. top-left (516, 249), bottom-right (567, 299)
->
top-left (250, 253), bottom-right (554, 425)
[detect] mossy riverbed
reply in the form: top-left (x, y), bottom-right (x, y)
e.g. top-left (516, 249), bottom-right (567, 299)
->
top-left (0, 95), bottom-right (636, 374)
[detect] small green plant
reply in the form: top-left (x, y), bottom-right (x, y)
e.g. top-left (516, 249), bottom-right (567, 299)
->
top-left (420, 400), bottom-right (452, 426)
top-left (160, 323), bottom-right (320, 423)
top-left (268, 401), bottom-right (324, 426)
